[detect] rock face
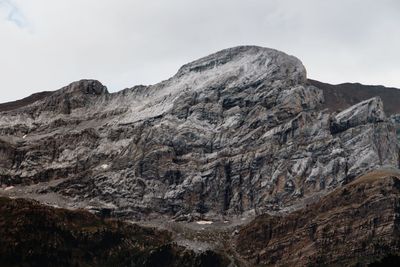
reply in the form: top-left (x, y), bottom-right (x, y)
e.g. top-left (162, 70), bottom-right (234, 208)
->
top-left (330, 97), bottom-right (386, 133)
top-left (236, 170), bottom-right (400, 266)
top-left (0, 46), bottom-right (398, 219)
top-left (391, 114), bottom-right (400, 143)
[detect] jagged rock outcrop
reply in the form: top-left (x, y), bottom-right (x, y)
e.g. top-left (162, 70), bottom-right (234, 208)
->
top-left (236, 170), bottom-right (400, 266)
top-left (330, 97), bottom-right (386, 134)
top-left (0, 46), bottom-right (398, 219)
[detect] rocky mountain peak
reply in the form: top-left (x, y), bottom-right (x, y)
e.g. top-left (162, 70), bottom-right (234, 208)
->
top-left (38, 79), bottom-right (109, 114)
top-left (175, 45), bottom-right (307, 88)
top-left (57, 79), bottom-right (109, 96)
top-left (0, 46), bottom-right (398, 221)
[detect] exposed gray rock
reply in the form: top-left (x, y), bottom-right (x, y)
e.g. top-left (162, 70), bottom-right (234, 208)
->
top-left (330, 97), bottom-right (386, 134)
top-left (0, 46), bottom-right (398, 219)
top-left (391, 114), bottom-right (400, 143)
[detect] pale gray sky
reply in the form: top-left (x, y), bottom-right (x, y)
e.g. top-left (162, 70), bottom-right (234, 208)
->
top-left (0, 0), bottom-right (399, 103)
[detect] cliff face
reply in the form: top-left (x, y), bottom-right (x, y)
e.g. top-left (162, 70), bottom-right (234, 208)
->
top-left (391, 114), bottom-right (400, 143)
top-left (0, 46), bottom-right (398, 219)
top-left (236, 170), bottom-right (400, 266)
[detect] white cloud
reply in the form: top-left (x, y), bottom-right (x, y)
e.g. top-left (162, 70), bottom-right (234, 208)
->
top-left (0, 0), bottom-right (399, 103)
top-left (0, 0), bottom-right (28, 28)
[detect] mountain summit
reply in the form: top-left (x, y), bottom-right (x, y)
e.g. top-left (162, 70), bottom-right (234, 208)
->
top-left (0, 46), bottom-right (398, 220)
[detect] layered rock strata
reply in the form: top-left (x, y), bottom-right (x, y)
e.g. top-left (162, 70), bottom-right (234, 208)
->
top-left (236, 170), bottom-right (400, 266)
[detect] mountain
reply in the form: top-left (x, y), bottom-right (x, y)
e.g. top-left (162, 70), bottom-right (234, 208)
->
top-left (0, 46), bottom-right (399, 266)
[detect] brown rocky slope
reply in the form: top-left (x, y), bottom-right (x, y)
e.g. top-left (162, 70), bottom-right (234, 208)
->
top-left (0, 91), bottom-right (54, 113)
top-left (0, 197), bottom-right (228, 267)
top-left (236, 169), bottom-right (400, 266)
top-left (2, 170), bottom-right (400, 267)
top-left (308, 79), bottom-right (400, 116)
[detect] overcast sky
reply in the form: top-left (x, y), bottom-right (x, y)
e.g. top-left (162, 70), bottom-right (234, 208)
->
top-left (0, 0), bottom-right (399, 103)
